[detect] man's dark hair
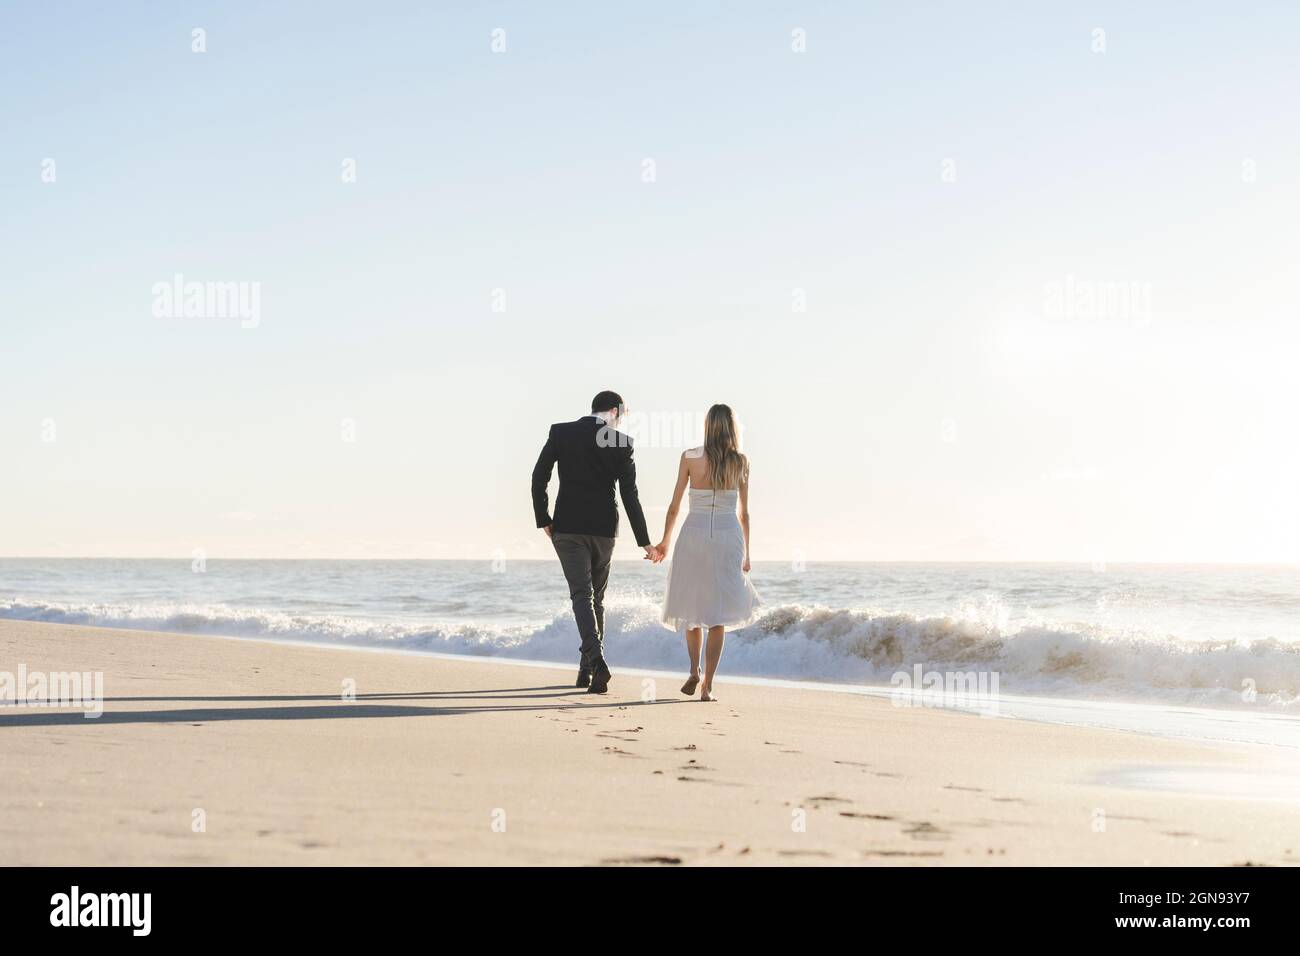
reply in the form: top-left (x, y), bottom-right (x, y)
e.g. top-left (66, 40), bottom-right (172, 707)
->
top-left (591, 390), bottom-right (624, 414)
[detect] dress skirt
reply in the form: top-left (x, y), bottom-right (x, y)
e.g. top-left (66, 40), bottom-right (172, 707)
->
top-left (662, 488), bottom-right (761, 631)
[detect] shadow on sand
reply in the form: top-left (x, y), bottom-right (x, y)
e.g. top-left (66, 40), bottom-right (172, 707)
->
top-left (0, 684), bottom-right (688, 728)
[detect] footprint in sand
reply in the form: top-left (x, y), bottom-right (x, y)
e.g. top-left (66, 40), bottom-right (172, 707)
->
top-left (840, 811), bottom-right (897, 821)
top-left (958, 817), bottom-right (1030, 830)
top-left (671, 744), bottom-right (698, 751)
top-left (676, 776), bottom-right (743, 786)
top-left (943, 784), bottom-right (984, 793)
top-left (602, 855), bottom-right (682, 865)
top-left (864, 849), bottom-right (944, 858)
top-left (903, 821), bottom-right (950, 841)
top-left (602, 746), bottom-right (641, 758)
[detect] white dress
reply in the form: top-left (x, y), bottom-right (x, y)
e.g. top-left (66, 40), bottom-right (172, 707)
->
top-left (662, 487), bottom-right (762, 631)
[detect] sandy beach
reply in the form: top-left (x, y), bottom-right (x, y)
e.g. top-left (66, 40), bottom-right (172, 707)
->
top-left (2, 618), bottom-right (1297, 866)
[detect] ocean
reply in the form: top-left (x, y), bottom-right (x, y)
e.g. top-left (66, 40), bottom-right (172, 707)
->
top-left (3, 558), bottom-right (1299, 744)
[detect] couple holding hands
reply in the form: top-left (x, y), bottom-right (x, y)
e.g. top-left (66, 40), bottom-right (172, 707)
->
top-left (531, 391), bottom-right (760, 700)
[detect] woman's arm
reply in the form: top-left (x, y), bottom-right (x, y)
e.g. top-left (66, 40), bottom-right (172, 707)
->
top-left (657, 453), bottom-right (690, 555)
top-left (738, 459), bottom-right (752, 573)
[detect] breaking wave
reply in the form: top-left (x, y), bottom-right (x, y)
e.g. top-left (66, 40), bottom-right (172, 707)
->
top-left (3, 597), bottom-right (1298, 710)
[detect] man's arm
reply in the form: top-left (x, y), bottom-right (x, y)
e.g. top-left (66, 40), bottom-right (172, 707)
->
top-left (616, 440), bottom-right (652, 548)
top-left (531, 427), bottom-right (558, 531)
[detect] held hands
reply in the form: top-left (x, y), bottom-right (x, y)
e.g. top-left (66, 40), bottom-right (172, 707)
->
top-left (643, 544), bottom-right (664, 564)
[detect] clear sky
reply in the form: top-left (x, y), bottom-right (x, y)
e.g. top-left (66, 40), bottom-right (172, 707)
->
top-left (3, 2), bottom-right (1298, 563)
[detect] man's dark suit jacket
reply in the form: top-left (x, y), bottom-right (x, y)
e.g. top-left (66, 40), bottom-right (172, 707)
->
top-left (531, 417), bottom-right (652, 547)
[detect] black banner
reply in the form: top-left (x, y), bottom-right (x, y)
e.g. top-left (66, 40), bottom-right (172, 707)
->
top-left (0, 865), bottom-right (1286, 942)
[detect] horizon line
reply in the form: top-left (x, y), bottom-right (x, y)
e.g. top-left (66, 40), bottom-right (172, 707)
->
top-left (0, 555), bottom-right (1296, 568)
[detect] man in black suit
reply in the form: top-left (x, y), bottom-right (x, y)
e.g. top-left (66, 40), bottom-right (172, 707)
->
top-left (532, 390), bottom-right (661, 694)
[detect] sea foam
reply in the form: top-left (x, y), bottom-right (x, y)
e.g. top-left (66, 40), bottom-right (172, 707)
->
top-left (3, 597), bottom-right (1298, 711)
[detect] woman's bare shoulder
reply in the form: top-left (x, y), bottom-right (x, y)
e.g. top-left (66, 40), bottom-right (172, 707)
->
top-left (683, 446), bottom-right (705, 459)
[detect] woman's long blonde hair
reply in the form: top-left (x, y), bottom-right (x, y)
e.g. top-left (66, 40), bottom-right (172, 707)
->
top-left (703, 404), bottom-right (746, 490)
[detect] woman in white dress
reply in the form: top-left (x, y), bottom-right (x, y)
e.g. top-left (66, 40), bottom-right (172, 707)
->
top-left (657, 404), bottom-right (761, 701)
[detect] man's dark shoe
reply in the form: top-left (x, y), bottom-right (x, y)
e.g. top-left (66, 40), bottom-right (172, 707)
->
top-left (587, 663), bottom-right (611, 695)
top-left (576, 666), bottom-right (591, 688)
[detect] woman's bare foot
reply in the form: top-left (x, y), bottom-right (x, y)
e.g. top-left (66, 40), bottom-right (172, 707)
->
top-left (700, 686), bottom-right (717, 702)
top-left (681, 674), bottom-right (701, 696)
